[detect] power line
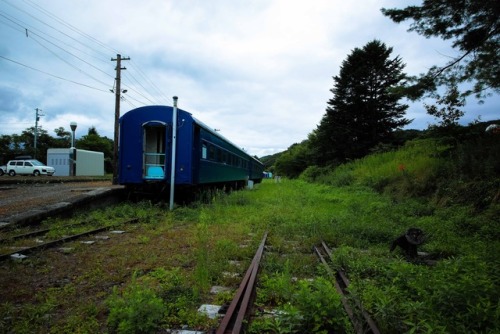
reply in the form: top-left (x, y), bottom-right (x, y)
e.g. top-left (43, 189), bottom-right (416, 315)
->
top-left (1, 0), bottom-right (173, 109)
top-left (0, 10), bottom-right (113, 82)
top-left (0, 55), bottom-right (110, 93)
top-left (21, 0), bottom-right (120, 56)
top-left (129, 60), bottom-right (171, 103)
top-left (2, 0), bottom-right (116, 59)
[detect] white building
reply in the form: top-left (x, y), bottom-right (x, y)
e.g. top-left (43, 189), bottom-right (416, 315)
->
top-left (47, 148), bottom-right (104, 176)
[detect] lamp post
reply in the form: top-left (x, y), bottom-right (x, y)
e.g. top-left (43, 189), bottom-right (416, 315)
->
top-left (169, 96), bottom-right (178, 211)
top-left (70, 122), bottom-right (77, 176)
top-left (70, 122), bottom-right (77, 148)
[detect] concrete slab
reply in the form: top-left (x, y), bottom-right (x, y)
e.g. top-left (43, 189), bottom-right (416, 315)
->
top-left (197, 304), bottom-right (221, 319)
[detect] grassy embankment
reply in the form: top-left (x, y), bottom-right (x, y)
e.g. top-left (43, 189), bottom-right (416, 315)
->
top-left (1, 134), bottom-right (498, 333)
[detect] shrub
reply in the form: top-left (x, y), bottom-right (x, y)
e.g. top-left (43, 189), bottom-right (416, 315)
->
top-left (106, 274), bottom-right (165, 334)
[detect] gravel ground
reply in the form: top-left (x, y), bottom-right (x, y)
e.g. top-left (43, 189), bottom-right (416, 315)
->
top-left (0, 178), bottom-right (119, 220)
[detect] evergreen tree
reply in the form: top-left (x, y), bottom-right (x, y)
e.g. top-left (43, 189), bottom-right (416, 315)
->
top-left (382, 0), bottom-right (499, 123)
top-left (312, 40), bottom-right (410, 164)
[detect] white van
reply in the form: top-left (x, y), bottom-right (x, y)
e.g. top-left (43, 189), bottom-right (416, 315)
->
top-left (6, 159), bottom-right (55, 176)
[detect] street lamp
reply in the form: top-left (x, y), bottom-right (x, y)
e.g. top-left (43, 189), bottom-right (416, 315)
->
top-left (70, 122), bottom-right (77, 177)
top-left (70, 122), bottom-right (77, 148)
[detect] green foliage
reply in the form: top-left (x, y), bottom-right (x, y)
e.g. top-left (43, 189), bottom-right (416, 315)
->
top-left (194, 217), bottom-right (211, 294)
top-left (274, 140), bottom-right (311, 178)
top-left (382, 0), bottom-right (500, 125)
top-left (310, 39), bottom-right (410, 165)
top-left (344, 254), bottom-right (499, 333)
top-left (254, 274), bottom-right (349, 333)
top-left (106, 273), bottom-right (165, 334)
top-left (382, 0), bottom-right (499, 122)
top-left (258, 271), bottom-right (294, 306)
top-left (307, 138), bottom-right (447, 197)
top-left (292, 278), bottom-right (348, 332)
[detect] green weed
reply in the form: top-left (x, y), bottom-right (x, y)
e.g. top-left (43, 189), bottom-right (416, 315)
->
top-left (106, 272), bottom-right (164, 334)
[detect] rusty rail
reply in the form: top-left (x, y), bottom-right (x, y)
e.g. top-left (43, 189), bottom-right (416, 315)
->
top-left (0, 218), bottom-right (138, 262)
top-left (216, 231), bottom-right (268, 334)
top-left (314, 241), bottom-right (380, 334)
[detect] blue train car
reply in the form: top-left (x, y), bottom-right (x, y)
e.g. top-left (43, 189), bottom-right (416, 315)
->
top-left (118, 105), bottom-right (264, 193)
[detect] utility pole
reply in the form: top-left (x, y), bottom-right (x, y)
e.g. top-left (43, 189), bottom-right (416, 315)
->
top-left (111, 54), bottom-right (130, 184)
top-left (34, 108), bottom-right (43, 159)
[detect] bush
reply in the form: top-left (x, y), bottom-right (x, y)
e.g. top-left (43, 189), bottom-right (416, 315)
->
top-left (106, 274), bottom-right (165, 334)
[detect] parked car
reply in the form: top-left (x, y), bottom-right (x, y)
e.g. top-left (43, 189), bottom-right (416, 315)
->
top-left (0, 164), bottom-right (6, 176)
top-left (6, 159), bottom-right (55, 176)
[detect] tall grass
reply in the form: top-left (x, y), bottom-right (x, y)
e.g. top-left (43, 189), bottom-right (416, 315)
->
top-left (304, 138), bottom-right (450, 197)
top-left (4, 135), bottom-right (496, 333)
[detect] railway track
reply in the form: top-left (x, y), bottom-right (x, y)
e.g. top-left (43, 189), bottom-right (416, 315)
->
top-left (216, 232), bottom-right (268, 334)
top-left (314, 241), bottom-right (380, 334)
top-left (0, 218), bottom-right (138, 262)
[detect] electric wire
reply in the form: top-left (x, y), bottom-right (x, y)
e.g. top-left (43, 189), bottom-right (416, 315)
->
top-left (0, 10), bottom-right (113, 82)
top-left (28, 33), bottom-right (112, 88)
top-left (0, 55), bottom-right (110, 93)
top-left (2, 0), bottom-right (115, 59)
top-left (129, 60), bottom-right (171, 103)
top-left (1, 0), bottom-right (173, 109)
top-left (122, 72), bottom-right (159, 105)
top-left (120, 92), bottom-right (150, 107)
top-left (21, 0), bottom-right (120, 56)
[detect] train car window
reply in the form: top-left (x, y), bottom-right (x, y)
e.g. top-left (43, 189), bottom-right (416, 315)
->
top-left (209, 145), bottom-right (216, 160)
top-left (222, 151), bottom-right (227, 164)
top-left (201, 143), bottom-right (207, 159)
top-left (217, 148), bottom-right (222, 162)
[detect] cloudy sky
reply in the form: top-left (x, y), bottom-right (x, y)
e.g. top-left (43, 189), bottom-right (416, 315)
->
top-left (0, 0), bottom-right (498, 157)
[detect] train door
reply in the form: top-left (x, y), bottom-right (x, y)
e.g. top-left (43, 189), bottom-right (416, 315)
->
top-left (142, 122), bottom-right (169, 180)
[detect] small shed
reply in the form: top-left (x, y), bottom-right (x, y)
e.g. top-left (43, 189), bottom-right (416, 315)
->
top-left (47, 148), bottom-right (104, 176)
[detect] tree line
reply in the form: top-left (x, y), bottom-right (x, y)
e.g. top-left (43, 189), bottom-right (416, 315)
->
top-left (0, 126), bottom-right (114, 172)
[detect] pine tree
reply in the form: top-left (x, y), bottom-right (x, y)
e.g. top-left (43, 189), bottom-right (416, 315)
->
top-left (382, 0), bottom-right (500, 100)
top-left (312, 40), bottom-right (410, 164)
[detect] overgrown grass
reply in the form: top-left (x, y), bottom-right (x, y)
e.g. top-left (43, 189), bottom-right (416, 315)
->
top-left (302, 138), bottom-right (450, 196)
top-left (1, 145), bottom-right (498, 333)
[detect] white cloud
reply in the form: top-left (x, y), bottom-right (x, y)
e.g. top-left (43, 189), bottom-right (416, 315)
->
top-left (0, 0), bottom-right (498, 157)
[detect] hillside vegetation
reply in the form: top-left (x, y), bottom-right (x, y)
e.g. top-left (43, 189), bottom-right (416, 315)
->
top-left (1, 124), bottom-right (498, 333)
top-left (255, 123), bottom-right (499, 332)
